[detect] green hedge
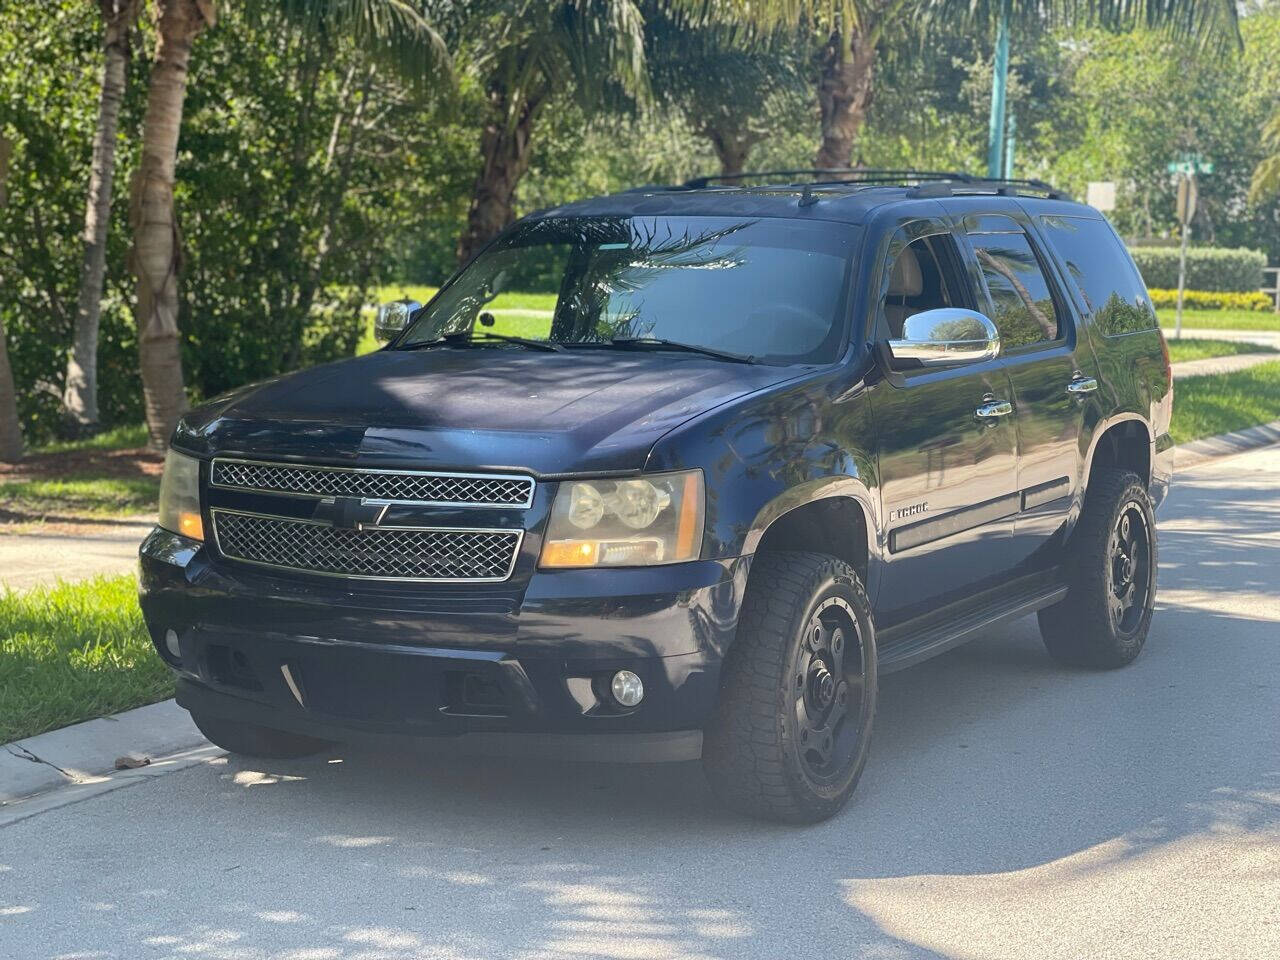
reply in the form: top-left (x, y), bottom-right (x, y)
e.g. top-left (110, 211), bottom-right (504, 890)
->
top-left (1129, 247), bottom-right (1267, 293)
top-left (1148, 289), bottom-right (1275, 312)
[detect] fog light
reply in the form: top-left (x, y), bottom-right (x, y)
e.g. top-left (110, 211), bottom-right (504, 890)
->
top-left (610, 670), bottom-right (644, 708)
top-left (164, 628), bottom-right (182, 659)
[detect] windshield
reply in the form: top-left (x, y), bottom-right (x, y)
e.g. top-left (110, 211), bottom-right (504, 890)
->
top-left (398, 216), bottom-right (857, 364)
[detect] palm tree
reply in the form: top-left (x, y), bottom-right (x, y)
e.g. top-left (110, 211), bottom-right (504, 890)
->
top-left (453, 0), bottom-right (648, 266)
top-left (64, 0), bottom-right (140, 436)
top-left (737, 0), bottom-right (1241, 171)
top-left (1250, 110), bottom-right (1280, 203)
top-left (130, 0), bottom-right (449, 449)
top-left (646, 7), bottom-right (810, 178)
top-left (0, 132), bottom-right (23, 462)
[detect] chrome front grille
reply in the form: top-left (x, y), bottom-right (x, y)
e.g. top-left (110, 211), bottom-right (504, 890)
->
top-left (211, 458), bottom-right (534, 508)
top-left (211, 510), bottom-right (522, 582)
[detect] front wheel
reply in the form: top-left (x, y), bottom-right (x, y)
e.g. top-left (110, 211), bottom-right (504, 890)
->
top-left (702, 551), bottom-right (877, 824)
top-left (1039, 469), bottom-right (1157, 668)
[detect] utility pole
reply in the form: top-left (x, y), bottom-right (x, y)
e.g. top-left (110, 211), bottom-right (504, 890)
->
top-left (986, 0), bottom-right (1011, 178)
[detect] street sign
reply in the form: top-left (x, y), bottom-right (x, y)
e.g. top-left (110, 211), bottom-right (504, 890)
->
top-left (1176, 177), bottom-right (1198, 224)
top-left (1086, 181), bottom-right (1116, 212)
top-left (1167, 155), bottom-right (1213, 175)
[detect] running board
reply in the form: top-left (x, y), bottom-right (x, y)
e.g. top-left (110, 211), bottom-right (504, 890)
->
top-left (877, 583), bottom-right (1068, 674)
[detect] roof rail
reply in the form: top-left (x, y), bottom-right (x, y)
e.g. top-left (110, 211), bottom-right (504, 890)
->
top-left (682, 168), bottom-right (973, 189)
top-left (677, 168), bottom-right (1071, 201)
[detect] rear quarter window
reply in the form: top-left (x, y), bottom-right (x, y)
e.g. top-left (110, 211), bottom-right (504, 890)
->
top-left (1039, 215), bottom-right (1157, 337)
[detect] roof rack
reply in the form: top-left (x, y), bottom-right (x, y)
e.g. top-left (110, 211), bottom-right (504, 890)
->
top-left (682, 168), bottom-right (972, 189)
top-left (677, 168), bottom-right (1072, 201)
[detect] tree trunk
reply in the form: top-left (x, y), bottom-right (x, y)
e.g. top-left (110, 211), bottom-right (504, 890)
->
top-left (129, 0), bottom-right (213, 449)
top-left (0, 133), bottom-right (24, 462)
top-left (455, 86), bottom-right (543, 267)
top-left (814, 23), bottom-right (877, 171)
top-left (705, 123), bottom-right (760, 179)
top-left (64, 0), bottom-right (137, 433)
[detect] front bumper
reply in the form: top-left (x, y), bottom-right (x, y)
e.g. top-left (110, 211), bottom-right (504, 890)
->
top-left (139, 529), bottom-right (748, 762)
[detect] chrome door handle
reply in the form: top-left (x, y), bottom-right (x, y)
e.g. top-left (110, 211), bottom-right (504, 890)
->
top-left (975, 399), bottom-right (1013, 420)
top-left (1067, 376), bottom-right (1099, 395)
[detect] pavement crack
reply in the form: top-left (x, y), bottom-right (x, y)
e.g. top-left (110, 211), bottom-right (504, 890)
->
top-left (3, 742), bottom-right (74, 780)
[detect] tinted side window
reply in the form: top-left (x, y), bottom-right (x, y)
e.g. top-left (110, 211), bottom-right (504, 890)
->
top-left (969, 232), bottom-right (1060, 349)
top-left (1039, 215), bottom-right (1156, 337)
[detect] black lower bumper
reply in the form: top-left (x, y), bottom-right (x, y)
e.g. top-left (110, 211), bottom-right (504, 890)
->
top-left (140, 529), bottom-right (747, 762)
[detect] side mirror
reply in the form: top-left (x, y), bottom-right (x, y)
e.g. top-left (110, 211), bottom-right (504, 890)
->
top-left (885, 308), bottom-right (1000, 368)
top-left (374, 298), bottom-right (421, 344)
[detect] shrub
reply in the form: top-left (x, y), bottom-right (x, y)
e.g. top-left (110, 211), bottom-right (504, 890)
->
top-left (1129, 247), bottom-right (1267, 293)
top-left (1147, 289), bottom-right (1275, 312)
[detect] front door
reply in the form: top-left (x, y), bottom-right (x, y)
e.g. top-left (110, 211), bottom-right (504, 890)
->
top-left (870, 222), bottom-right (1020, 627)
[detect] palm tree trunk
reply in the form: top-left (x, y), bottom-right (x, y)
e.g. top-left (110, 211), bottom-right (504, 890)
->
top-left (0, 133), bottom-right (24, 462)
top-left (704, 123), bottom-right (760, 179)
top-left (129, 0), bottom-right (213, 449)
top-left (64, 0), bottom-right (137, 434)
top-left (456, 86), bottom-right (544, 267)
top-left (814, 23), bottom-right (877, 170)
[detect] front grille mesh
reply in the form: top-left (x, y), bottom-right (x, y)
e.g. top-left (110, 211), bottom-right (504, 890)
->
top-left (211, 459), bottom-right (533, 507)
top-left (212, 511), bottom-right (521, 581)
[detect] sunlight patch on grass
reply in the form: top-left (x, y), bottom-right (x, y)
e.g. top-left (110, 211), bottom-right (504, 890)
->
top-left (1165, 338), bottom-right (1276, 364)
top-left (0, 476), bottom-right (159, 518)
top-left (1160, 308), bottom-right (1280, 332)
top-left (1170, 361), bottom-right (1280, 445)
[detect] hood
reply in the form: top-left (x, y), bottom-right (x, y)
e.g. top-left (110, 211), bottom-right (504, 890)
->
top-left (177, 347), bottom-right (800, 475)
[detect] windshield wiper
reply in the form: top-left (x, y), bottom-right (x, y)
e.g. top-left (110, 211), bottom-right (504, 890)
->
top-left (401, 331), bottom-right (562, 353)
top-left (608, 337), bottom-right (756, 364)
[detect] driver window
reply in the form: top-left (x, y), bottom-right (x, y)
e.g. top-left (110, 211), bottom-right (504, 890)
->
top-left (880, 235), bottom-right (964, 339)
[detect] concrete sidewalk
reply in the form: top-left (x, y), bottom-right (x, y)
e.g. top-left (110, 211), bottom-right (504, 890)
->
top-left (0, 516), bottom-right (151, 591)
top-left (1171, 352), bottom-right (1278, 378)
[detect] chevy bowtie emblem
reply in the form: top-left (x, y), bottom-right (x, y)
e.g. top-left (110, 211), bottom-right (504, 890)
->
top-left (312, 496), bottom-right (389, 531)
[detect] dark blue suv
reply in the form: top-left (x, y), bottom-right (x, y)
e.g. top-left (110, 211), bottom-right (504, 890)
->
top-left (140, 172), bottom-right (1174, 822)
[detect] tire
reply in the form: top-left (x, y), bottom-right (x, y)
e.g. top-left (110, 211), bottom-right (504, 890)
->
top-left (191, 711), bottom-right (332, 760)
top-left (1038, 469), bottom-right (1157, 668)
top-left (703, 551), bottom-right (878, 824)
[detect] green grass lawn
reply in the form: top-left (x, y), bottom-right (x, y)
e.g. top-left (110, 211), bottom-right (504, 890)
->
top-left (0, 475), bottom-right (158, 518)
top-left (360, 286), bottom-right (557, 354)
top-left (1160, 308), bottom-right (1280, 332)
top-left (31, 423), bottom-right (150, 455)
top-left (1169, 361), bottom-right (1280, 445)
top-left (1165, 338), bottom-right (1277, 364)
top-left (0, 575), bottom-right (173, 743)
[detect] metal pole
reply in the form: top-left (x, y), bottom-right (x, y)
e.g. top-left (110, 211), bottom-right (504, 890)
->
top-left (1004, 113), bottom-right (1016, 179)
top-left (986, 0), bottom-right (1011, 179)
top-left (1175, 174), bottom-right (1191, 340)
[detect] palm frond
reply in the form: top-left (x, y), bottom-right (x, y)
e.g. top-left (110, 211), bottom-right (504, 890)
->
top-left (1250, 110), bottom-right (1280, 204)
top-left (269, 0), bottom-right (452, 85)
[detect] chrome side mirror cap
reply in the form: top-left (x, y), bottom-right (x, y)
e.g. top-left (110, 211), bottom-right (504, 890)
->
top-left (374, 299), bottom-right (421, 344)
top-left (885, 308), bottom-right (1001, 368)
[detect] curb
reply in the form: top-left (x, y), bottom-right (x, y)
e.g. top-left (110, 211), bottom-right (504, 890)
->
top-left (0, 699), bottom-right (212, 825)
top-left (1172, 419), bottom-right (1280, 469)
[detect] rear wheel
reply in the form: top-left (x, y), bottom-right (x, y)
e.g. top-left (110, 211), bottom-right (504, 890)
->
top-left (703, 551), bottom-right (877, 823)
top-left (1039, 469), bottom-right (1157, 668)
top-left (191, 711), bottom-right (332, 760)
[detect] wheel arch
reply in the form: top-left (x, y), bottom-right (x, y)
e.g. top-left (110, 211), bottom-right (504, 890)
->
top-left (1083, 414), bottom-right (1153, 492)
top-left (743, 480), bottom-right (879, 588)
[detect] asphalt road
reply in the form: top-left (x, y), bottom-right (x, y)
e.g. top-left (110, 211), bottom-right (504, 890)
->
top-left (2, 446), bottom-right (1278, 960)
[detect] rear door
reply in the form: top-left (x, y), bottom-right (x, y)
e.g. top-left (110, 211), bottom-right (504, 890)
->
top-left (870, 219), bottom-right (1020, 627)
top-left (948, 204), bottom-right (1100, 573)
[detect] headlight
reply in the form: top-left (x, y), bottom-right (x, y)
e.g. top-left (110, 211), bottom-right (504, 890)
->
top-left (540, 470), bottom-right (703, 568)
top-left (158, 449), bottom-right (204, 541)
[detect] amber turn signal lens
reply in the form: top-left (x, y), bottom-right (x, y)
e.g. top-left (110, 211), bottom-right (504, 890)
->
top-left (178, 511), bottom-right (204, 541)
